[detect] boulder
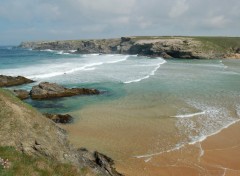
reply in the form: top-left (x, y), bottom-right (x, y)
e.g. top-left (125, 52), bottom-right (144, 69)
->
top-left (13, 89), bottom-right (30, 100)
top-left (0, 75), bottom-right (34, 87)
top-left (43, 113), bottom-right (73, 124)
top-left (30, 82), bottom-right (100, 99)
top-left (78, 148), bottom-right (123, 176)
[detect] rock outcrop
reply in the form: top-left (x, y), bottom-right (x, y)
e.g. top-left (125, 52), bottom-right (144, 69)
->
top-left (19, 36), bottom-right (240, 59)
top-left (44, 113), bottom-right (73, 124)
top-left (30, 82), bottom-right (100, 99)
top-left (0, 88), bottom-right (122, 176)
top-left (12, 89), bottom-right (30, 100)
top-left (78, 148), bottom-right (122, 176)
top-left (0, 75), bottom-right (34, 87)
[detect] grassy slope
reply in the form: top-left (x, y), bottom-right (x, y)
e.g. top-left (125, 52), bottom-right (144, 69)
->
top-left (0, 89), bottom-right (92, 176)
top-left (192, 36), bottom-right (240, 52)
top-left (134, 36), bottom-right (240, 52)
top-left (0, 146), bottom-right (81, 176)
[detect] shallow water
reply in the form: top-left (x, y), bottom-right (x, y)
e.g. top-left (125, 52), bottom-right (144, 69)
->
top-left (1, 47), bottom-right (240, 175)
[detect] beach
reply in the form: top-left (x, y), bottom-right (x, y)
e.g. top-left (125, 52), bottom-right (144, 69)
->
top-left (1, 47), bottom-right (240, 175)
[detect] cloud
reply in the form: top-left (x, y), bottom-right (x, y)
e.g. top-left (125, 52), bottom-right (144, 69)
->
top-left (169, 0), bottom-right (189, 18)
top-left (0, 0), bottom-right (240, 45)
top-left (204, 15), bottom-right (230, 28)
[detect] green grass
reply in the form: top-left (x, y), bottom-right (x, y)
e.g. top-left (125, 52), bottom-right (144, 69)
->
top-left (132, 36), bottom-right (240, 51)
top-left (0, 146), bottom-right (83, 176)
top-left (190, 36), bottom-right (240, 52)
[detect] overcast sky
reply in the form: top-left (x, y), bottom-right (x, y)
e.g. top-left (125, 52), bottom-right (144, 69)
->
top-left (0, 0), bottom-right (240, 45)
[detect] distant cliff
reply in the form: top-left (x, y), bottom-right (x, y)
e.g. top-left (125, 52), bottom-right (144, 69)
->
top-left (19, 36), bottom-right (240, 59)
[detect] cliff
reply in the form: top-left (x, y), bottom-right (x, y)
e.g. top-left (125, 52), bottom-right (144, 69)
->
top-left (0, 88), bottom-right (122, 176)
top-left (19, 36), bottom-right (240, 59)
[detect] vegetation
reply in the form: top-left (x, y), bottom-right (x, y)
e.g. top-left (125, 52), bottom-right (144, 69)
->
top-left (0, 146), bottom-right (86, 176)
top-left (193, 36), bottom-right (240, 49)
top-left (132, 36), bottom-right (240, 50)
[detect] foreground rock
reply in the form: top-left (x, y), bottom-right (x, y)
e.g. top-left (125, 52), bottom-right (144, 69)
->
top-left (30, 82), bottom-right (100, 99)
top-left (78, 148), bottom-right (123, 176)
top-left (12, 89), bottom-right (30, 100)
top-left (0, 88), bottom-right (122, 175)
top-left (0, 75), bottom-right (34, 87)
top-left (44, 113), bottom-right (73, 124)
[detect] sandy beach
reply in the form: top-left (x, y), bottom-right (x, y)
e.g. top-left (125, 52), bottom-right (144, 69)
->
top-left (114, 121), bottom-right (240, 176)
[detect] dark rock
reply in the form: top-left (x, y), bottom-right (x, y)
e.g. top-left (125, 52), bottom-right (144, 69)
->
top-left (13, 89), bottom-right (30, 100)
top-left (30, 82), bottom-right (100, 99)
top-left (43, 113), bottom-right (73, 124)
top-left (121, 37), bottom-right (131, 42)
top-left (0, 75), bottom-right (34, 87)
top-left (78, 148), bottom-right (123, 176)
top-left (94, 151), bottom-right (122, 176)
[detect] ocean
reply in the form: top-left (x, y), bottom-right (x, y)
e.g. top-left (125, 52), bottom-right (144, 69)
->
top-left (1, 46), bottom-right (240, 175)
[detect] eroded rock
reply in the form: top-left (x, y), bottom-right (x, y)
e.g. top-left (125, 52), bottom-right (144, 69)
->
top-left (43, 113), bottom-right (73, 124)
top-left (0, 75), bottom-right (34, 87)
top-left (30, 82), bottom-right (100, 99)
top-left (78, 148), bottom-right (123, 176)
top-left (13, 89), bottom-right (30, 100)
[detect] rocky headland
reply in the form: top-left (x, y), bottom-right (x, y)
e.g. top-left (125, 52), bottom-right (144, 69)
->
top-left (19, 36), bottom-right (240, 59)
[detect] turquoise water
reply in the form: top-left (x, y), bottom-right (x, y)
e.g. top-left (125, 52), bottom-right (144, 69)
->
top-left (1, 46), bottom-right (240, 166)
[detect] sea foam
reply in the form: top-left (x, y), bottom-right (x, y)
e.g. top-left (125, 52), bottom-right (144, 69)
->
top-left (124, 59), bottom-right (166, 84)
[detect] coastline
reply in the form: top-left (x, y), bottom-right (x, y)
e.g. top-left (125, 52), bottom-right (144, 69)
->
top-left (19, 36), bottom-right (240, 60)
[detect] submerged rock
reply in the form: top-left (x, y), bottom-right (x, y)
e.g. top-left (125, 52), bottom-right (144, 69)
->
top-left (0, 75), bottom-right (34, 87)
top-left (30, 82), bottom-right (100, 99)
top-left (43, 113), bottom-right (73, 124)
top-left (13, 89), bottom-right (30, 100)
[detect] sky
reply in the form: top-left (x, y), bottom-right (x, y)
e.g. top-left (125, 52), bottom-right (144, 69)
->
top-left (0, 0), bottom-right (240, 45)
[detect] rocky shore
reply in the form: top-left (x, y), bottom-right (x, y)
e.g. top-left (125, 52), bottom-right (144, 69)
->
top-left (0, 88), bottom-right (122, 176)
top-left (0, 75), bottom-right (117, 175)
top-left (19, 36), bottom-right (240, 59)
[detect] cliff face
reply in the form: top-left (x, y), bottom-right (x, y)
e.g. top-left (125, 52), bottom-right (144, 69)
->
top-left (0, 89), bottom-right (121, 176)
top-left (19, 36), bottom-right (240, 59)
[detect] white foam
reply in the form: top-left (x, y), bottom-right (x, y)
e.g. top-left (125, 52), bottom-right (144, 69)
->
top-left (124, 59), bottom-right (166, 84)
top-left (135, 144), bottom-right (184, 159)
top-left (171, 111), bottom-right (206, 118)
top-left (135, 103), bottom-right (240, 160)
top-left (144, 157), bottom-right (152, 163)
top-left (124, 75), bottom-right (150, 84)
top-left (41, 49), bottom-right (54, 52)
top-left (57, 51), bottom-right (70, 55)
top-left (83, 67), bottom-right (96, 71)
top-left (106, 56), bottom-right (129, 64)
top-left (68, 50), bottom-right (77, 53)
top-left (188, 119), bottom-right (240, 145)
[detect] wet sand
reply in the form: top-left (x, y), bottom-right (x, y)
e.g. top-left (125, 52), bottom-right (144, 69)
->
top-left (62, 104), bottom-right (240, 176)
top-left (114, 121), bottom-right (240, 176)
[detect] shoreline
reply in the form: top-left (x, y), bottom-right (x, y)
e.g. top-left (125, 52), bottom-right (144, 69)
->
top-left (115, 120), bottom-right (240, 176)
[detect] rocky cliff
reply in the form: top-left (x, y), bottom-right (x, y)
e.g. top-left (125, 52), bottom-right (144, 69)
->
top-left (0, 89), bottom-right (122, 176)
top-left (19, 36), bottom-right (240, 59)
